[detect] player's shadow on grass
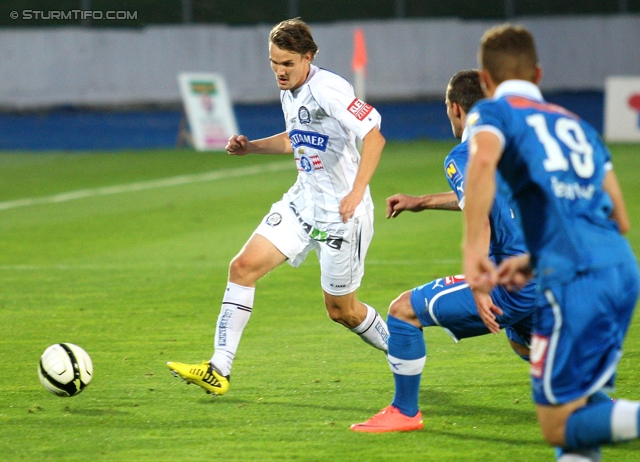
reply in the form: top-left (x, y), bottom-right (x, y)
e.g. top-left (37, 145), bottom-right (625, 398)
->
top-left (418, 388), bottom-right (535, 425)
top-left (197, 396), bottom-right (367, 413)
top-left (425, 428), bottom-right (543, 447)
top-left (59, 406), bottom-right (131, 417)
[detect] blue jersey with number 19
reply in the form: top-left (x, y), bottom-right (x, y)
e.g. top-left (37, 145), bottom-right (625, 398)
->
top-left (467, 80), bottom-right (634, 288)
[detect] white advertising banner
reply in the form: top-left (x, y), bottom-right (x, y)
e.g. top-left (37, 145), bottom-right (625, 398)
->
top-left (604, 76), bottom-right (640, 142)
top-left (178, 72), bottom-right (238, 151)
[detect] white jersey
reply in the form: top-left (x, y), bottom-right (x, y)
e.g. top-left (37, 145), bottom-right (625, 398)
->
top-left (281, 65), bottom-right (381, 223)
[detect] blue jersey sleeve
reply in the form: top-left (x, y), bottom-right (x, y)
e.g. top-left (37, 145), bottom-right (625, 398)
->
top-left (444, 142), bottom-right (469, 207)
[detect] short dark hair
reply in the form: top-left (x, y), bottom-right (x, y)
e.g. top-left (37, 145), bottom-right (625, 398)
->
top-left (479, 23), bottom-right (538, 84)
top-left (269, 18), bottom-right (319, 60)
top-left (447, 70), bottom-right (483, 113)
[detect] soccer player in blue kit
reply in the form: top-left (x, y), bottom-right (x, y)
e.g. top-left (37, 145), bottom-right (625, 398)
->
top-left (351, 70), bottom-right (537, 433)
top-left (463, 24), bottom-right (640, 461)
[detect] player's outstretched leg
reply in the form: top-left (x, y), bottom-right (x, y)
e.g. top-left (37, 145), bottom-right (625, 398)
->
top-left (324, 291), bottom-right (389, 352)
top-left (351, 314), bottom-right (425, 433)
top-left (167, 281), bottom-right (254, 395)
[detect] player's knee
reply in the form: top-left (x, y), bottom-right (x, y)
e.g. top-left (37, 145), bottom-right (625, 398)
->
top-left (324, 301), bottom-right (353, 326)
top-left (536, 406), bottom-right (572, 447)
top-left (229, 255), bottom-right (247, 277)
top-left (388, 291), bottom-right (415, 322)
top-left (229, 254), bottom-right (259, 283)
top-left (325, 305), bottom-right (344, 324)
top-left (540, 425), bottom-right (565, 447)
top-left (323, 296), bottom-right (361, 328)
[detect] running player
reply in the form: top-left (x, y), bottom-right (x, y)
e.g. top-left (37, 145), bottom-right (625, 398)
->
top-left (167, 18), bottom-right (389, 395)
top-left (463, 24), bottom-right (640, 461)
top-left (351, 70), bottom-right (536, 433)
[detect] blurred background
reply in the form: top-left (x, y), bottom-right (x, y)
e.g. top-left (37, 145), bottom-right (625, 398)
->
top-left (1, 0), bottom-right (639, 150)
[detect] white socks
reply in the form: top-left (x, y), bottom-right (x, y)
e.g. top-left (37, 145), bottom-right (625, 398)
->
top-left (350, 304), bottom-right (389, 352)
top-left (211, 282), bottom-right (255, 377)
top-left (211, 289), bottom-right (388, 376)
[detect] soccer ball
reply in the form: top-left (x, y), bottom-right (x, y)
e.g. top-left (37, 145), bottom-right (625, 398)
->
top-left (38, 343), bottom-right (93, 397)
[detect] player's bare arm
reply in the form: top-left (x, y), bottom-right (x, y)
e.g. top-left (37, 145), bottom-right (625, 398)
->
top-left (462, 130), bottom-right (502, 292)
top-left (226, 132), bottom-right (293, 156)
top-left (497, 253), bottom-right (533, 291)
top-left (464, 214), bottom-right (501, 332)
top-left (602, 169), bottom-right (631, 234)
top-left (386, 191), bottom-right (460, 218)
top-left (339, 127), bottom-right (385, 223)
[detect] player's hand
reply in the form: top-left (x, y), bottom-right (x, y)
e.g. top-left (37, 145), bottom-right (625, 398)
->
top-left (472, 288), bottom-right (502, 334)
top-left (463, 247), bottom-right (497, 294)
top-left (339, 190), bottom-right (363, 223)
top-left (386, 194), bottom-right (421, 218)
top-left (225, 135), bottom-right (250, 156)
top-left (497, 254), bottom-right (533, 291)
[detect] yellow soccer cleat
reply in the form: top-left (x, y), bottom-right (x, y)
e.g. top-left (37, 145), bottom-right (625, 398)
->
top-left (167, 361), bottom-right (230, 395)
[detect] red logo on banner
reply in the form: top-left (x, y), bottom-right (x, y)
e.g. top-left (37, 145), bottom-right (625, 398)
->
top-left (629, 94), bottom-right (640, 128)
top-left (628, 94), bottom-right (640, 111)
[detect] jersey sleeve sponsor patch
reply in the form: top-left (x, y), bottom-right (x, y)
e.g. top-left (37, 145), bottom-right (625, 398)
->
top-left (445, 159), bottom-right (463, 183)
top-left (347, 98), bottom-right (374, 121)
top-left (466, 111), bottom-right (480, 127)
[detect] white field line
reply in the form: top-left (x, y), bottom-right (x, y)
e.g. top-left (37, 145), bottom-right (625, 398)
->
top-left (0, 160), bottom-right (292, 211)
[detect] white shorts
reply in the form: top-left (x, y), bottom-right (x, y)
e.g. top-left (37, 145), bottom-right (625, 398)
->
top-left (254, 199), bottom-right (374, 296)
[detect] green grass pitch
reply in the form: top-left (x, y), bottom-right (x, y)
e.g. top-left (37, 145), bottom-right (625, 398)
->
top-left (1, 141), bottom-right (639, 461)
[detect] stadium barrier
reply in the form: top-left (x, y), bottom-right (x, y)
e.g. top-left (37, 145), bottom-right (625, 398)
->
top-left (604, 76), bottom-right (640, 142)
top-left (0, 91), bottom-right (604, 151)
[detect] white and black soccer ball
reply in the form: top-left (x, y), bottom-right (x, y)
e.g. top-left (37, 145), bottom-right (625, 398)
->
top-left (38, 343), bottom-right (93, 397)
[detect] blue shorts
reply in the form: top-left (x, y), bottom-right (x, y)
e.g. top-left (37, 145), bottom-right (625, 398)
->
top-left (410, 275), bottom-right (536, 350)
top-left (530, 261), bottom-right (640, 405)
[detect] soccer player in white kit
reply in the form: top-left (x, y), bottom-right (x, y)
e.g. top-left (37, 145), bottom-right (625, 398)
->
top-left (168, 18), bottom-right (389, 395)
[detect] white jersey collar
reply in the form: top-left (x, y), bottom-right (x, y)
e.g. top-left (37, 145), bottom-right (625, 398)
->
top-left (493, 80), bottom-right (543, 102)
top-left (306, 64), bottom-right (318, 82)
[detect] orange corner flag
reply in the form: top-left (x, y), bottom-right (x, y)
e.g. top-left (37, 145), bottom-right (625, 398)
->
top-left (352, 28), bottom-right (367, 73)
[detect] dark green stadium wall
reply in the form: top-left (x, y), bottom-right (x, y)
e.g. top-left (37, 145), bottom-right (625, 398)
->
top-left (1, 0), bottom-right (638, 27)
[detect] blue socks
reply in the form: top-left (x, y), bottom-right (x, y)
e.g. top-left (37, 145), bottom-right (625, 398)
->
top-left (564, 399), bottom-right (640, 450)
top-left (386, 315), bottom-right (426, 417)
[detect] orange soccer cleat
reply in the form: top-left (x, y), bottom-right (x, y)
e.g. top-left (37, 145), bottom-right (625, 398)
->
top-left (350, 405), bottom-right (423, 433)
